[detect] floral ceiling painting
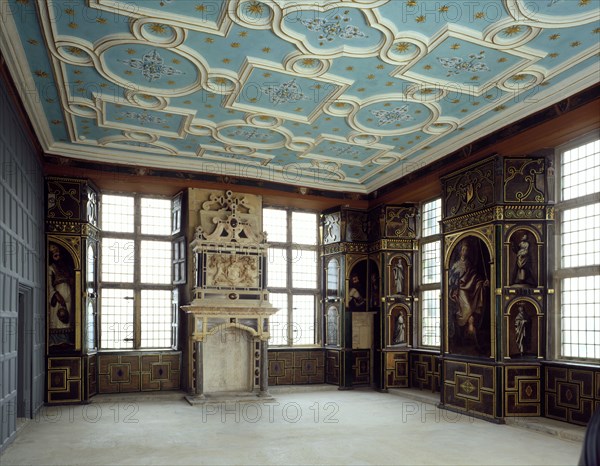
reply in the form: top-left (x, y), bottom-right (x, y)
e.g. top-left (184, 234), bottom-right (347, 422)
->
top-left (1, 0), bottom-right (598, 192)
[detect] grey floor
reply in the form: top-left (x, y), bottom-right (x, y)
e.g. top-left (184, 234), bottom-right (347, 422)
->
top-left (1, 386), bottom-right (585, 466)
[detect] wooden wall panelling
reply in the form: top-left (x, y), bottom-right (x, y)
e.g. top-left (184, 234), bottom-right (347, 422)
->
top-left (545, 364), bottom-right (600, 426)
top-left (47, 357), bottom-right (82, 403)
top-left (352, 350), bottom-right (370, 385)
top-left (409, 352), bottom-right (440, 392)
top-left (442, 359), bottom-right (497, 420)
top-left (504, 365), bottom-right (541, 416)
top-left (98, 353), bottom-right (181, 393)
top-left (140, 353), bottom-right (181, 391)
top-left (98, 354), bottom-right (141, 393)
top-left (325, 349), bottom-right (341, 385)
top-left (385, 351), bottom-right (409, 388)
top-left (268, 350), bottom-right (325, 386)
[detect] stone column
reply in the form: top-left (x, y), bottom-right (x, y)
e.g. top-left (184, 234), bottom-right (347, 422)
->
top-left (258, 339), bottom-right (269, 396)
top-left (194, 340), bottom-right (205, 399)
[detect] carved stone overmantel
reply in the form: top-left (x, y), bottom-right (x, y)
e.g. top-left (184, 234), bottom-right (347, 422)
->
top-left (182, 189), bottom-right (277, 404)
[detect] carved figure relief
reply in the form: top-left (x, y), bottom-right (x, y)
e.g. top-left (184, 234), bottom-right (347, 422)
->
top-left (48, 241), bottom-right (75, 350)
top-left (206, 254), bottom-right (258, 288)
top-left (447, 236), bottom-right (491, 357)
top-left (509, 229), bottom-right (537, 287)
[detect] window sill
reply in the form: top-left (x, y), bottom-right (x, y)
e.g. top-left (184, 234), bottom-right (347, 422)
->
top-left (97, 349), bottom-right (180, 354)
top-left (268, 345), bottom-right (322, 350)
top-left (544, 359), bottom-right (600, 368)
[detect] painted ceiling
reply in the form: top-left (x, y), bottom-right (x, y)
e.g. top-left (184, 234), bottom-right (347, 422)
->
top-left (1, 0), bottom-right (599, 193)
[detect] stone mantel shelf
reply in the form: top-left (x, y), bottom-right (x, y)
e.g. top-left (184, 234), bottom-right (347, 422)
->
top-left (181, 301), bottom-right (278, 316)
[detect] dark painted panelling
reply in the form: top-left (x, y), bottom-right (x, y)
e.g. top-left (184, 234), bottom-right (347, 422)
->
top-left (442, 359), bottom-right (497, 419)
top-left (47, 357), bottom-right (82, 403)
top-left (98, 353), bottom-right (181, 393)
top-left (545, 364), bottom-right (600, 426)
top-left (268, 350), bottom-right (325, 385)
top-left (386, 351), bottom-right (409, 388)
top-left (409, 352), bottom-right (440, 392)
top-left (325, 349), bottom-right (340, 385)
top-left (0, 77), bottom-right (45, 450)
top-left (504, 365), bottom-right (541, 416)
top-left (352, 350), bottom-right (370, 385)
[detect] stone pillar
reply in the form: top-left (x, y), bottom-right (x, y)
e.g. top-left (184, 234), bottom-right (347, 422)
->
top-left (194, 340), bottom-right (205, 399)
top-left (259, 339), bottom-right (269, 396)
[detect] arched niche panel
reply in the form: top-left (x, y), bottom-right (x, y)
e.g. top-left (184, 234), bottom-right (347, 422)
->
top-left (387, 253), bottom-right (411, 297)
top-left (48, 236), bottom-right (81, 352)
top-left (388, 303), bottom-right (411, 348)
top-left (505, 298), bottom-right (543, 359)
top-left (325, 304), bottom-right (340, 347)
top-left (505, 225), bottom-right (542, 288)
top-left (445, 234), bottom-right (492, 358)
top-left (347, 257), bottom-right (368, 312)
top-left (325, 257), bottom-right (341, 300)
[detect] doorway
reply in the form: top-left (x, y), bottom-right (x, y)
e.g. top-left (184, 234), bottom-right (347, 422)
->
top-left (17, 285), bottom-right (33, 421)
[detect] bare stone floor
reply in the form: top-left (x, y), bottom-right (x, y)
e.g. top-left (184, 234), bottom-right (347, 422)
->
top-left (1, 386), bottom-right (584, 466)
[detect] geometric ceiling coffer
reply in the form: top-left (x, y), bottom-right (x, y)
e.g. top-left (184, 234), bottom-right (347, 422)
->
top-left (97, 99), bottom-right (194, 139)
top-left (98, 43), bottom-right (206, 96)
top-left (2, 0), bottom-right (598, 193)
top-left (226, 61), bottom-right (351, 124)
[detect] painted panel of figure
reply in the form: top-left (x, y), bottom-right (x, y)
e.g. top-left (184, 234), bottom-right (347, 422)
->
top-left (509, 229), bottom-right (537, 287)
top-left (508, 300), bottom-right (538, 358)
top-left (347, 260), bottom-right (367, 312)
top-left (368, 259), bottom-right (380, 311)
top-left (447, 236), bottom-right (491, 357)
top-left (389, 305), bottom-right (408, 346)
top-left (48, 241), bottom-right (76, 351)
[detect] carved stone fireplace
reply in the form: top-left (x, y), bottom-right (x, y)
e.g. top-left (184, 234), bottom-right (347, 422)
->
top-left (182, 189), bottom-right (277, 404)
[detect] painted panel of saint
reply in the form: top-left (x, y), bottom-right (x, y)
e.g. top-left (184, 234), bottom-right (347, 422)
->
top-left (447, 236), bottom-right (491, 357)
top-left (48, 241), bottom-right (76, 351)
